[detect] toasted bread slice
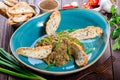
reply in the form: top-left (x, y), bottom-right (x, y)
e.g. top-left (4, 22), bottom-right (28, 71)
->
top-left (7, 17), bottom-right (17, 24)
top-left (70, 42), bottom-right (88, 67)
top-left (6, 11), bottom-right (12, 18)
top-left (8, 2), bottom-right (35, 15)
top-left (16, 45), bottom-right (52, 59)
top-left (46, 10), bottom-right (61, 35)
top-left (12, 15), bottom-right (28, 23)
top-left (0, 2), bottom-right (8, 18)
top-left (70, 26), bottom-right (103, 40)
top-left (12, 13), bottom-right (33, 23)
top-left (3, 0), bottom-right (18, 7)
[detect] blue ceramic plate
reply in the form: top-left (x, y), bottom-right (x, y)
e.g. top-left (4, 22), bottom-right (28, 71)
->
top-left (10, 9), bottom-right (110, 75)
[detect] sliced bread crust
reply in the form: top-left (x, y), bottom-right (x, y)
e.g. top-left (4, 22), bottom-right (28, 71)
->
top-left (3, 0), bottom-right (18, 7)
top-left (8, 2), bottom-right (35, 15)
top-left (70, 26), bottom-right (103, 40)
top-left (7, 16), bottom-right (17, 24)
top-left (12, 13), bottom-right (33, 23)
top-left (0, 2), bottom-right (8, 18)
top-left (46, 10), bottom-right (61, 35)
top-left (16, 45), bottom-right (52, 59)
top-left (70, 42), bottom-right (88, 67)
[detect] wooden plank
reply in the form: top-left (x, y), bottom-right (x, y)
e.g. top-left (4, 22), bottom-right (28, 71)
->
top-left (111, 0), bottom-right (120, 80)
top-left (111, 38), bottom-right (120, 80)
top-left (0, 13), bottom-right (9, 80)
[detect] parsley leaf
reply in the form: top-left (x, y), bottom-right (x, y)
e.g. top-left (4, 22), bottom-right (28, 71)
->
top-left (112, 36), bottom-right (120, 50)
top-left (107, 5), bottom-right (120, 50)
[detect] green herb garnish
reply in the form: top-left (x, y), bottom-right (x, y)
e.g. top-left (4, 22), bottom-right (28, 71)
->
top-left (67, 45), bottom-right (72, 59)
top-left (55, 43), bottom-right (59, 48)
top-left (0, 48), bottom-right (46, 80)
top-left (74, 41), bottom-right (83, 45)
top-left (45, 62), bottom-right (55, 69)
top-left (55, 37), bottom-right (61, 48)
top-left (74, 41), bottom-right (84, 47)
top-left (112, 36), bottom-right (120, 50)
top-left (41, 37), bottom-right (51, 42)
top-left (108, 5), bottom-right (120, 50)
top-left (85, 48), bottom-right (93, 54)
top-left (57, 31), bottom-right (70, 37)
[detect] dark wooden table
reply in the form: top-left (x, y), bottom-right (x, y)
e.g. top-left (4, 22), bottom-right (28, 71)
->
top-left (0, 0), bottom-right (120, 80)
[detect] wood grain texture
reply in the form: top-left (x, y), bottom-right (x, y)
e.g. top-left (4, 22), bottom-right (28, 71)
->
top-left (117, 0), bottom-right (120, 15)
top-left (111, 39), bottom-right (120, 80)
top-left (0, 0), bottom-right (119, 80)
top-left (0, 7), bottom-right (9, 80)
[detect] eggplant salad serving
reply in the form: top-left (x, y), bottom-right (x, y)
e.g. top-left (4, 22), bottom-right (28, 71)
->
top-left (16, 10), bottom-right (103, 67)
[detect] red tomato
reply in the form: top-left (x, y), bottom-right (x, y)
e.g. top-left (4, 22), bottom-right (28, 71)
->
top-left (62, 4), bottom-right (75, 10)
top-left (88, 0), bottom-right (99, 7)
top-left (82, 3), bottom-right (92, 9)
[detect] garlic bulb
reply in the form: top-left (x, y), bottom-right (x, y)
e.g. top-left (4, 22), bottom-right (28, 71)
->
top-left (93, 0), bottom-right (117, 13)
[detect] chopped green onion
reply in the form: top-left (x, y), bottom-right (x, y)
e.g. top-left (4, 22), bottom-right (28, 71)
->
top-left (55, 43), bottom-right (59, 48)
top-left (41, 37), bottom-right (51, 42)
top-left (45, 62), bottom-right (55, 69)
top-left (55, 37), bottom-right (61, 48)
top-left (57, 31), bottom-right (70, 37)
top-left (85, 48), bottom-right (93, 54)
top-left (74, 41), bottom-right (83, 45)
top-left (67, 45), bottom-right (72, 58)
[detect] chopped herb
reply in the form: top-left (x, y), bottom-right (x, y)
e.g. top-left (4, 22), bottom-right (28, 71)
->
top-left (85, 48), bottom-right (93, 54)
top-left (41, 37), bottom-right (51, 42)
top-left (57, 31), bottom-right (70, 37)
top-left (67, 45), bottom-right (72, 59)
top-left (111, 27), bottom-right (120, 39)
top-left (57, 31), bottom-right (65, 36)
top-left (110, 5), bottom-right (116, 15)
top-left (45, 62), bottom-right (55, 69)
top-left (74, 41), bottom-right (83, 45)
top-left (55, 43), bottom-right (59, 48)
top-left (55, 37), bottom-right (61, 48)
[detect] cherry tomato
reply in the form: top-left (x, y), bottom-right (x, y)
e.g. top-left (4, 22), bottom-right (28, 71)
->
top-left (62, 4), bottom-right (75, 10)
top-left (82, 3), bottom-right (92, 9)
top-left (88, 0), bottom-right (99, 7)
